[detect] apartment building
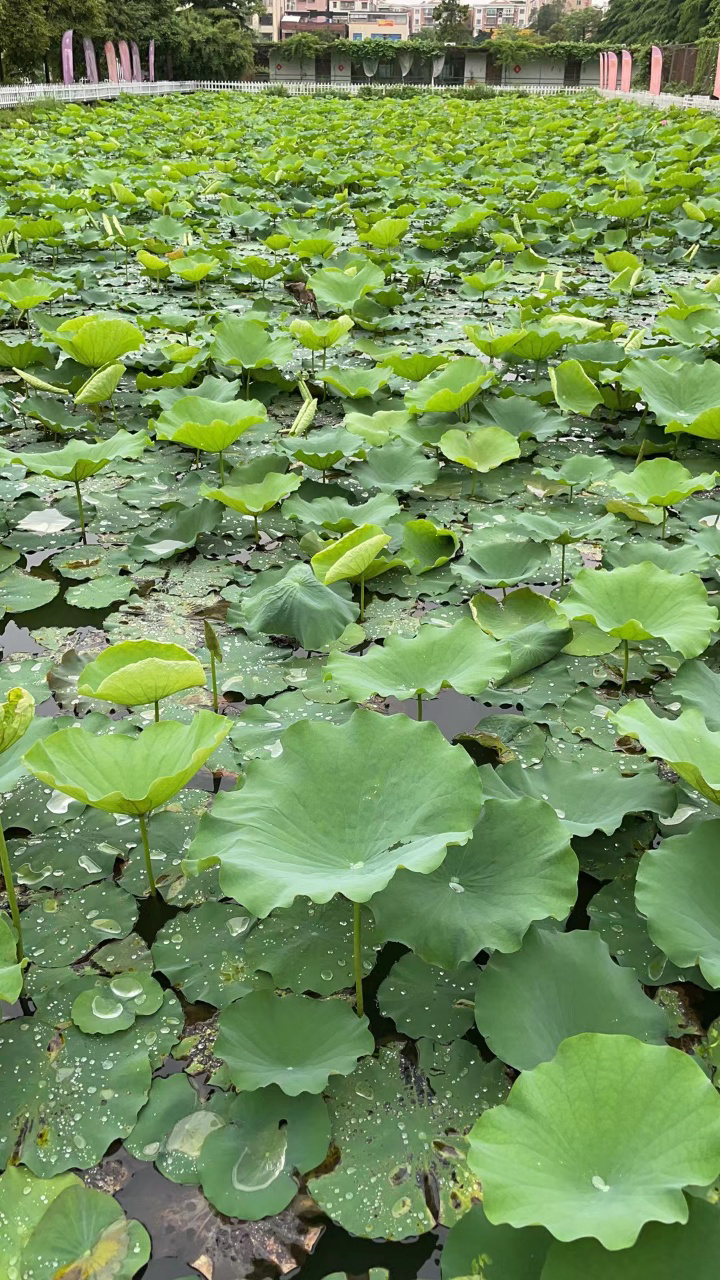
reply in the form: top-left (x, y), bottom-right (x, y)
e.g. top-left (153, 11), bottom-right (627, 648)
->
top-left (259, 0), bottom-right (537, 38)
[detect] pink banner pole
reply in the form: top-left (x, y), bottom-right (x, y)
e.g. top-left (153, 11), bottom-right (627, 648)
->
top-left (118, 39), bottom-right (132, 82)
top-left (607, 51), bottom-right (618, 91)
top-left (61, 29), bottom-right (74, 85)
top-left (649, 45), bottom-right (663, 95)
top-left (104, 41), bottom-right (119, 82)
top-left (148, 39), bottom-right (155, 83)
top-left (599, 51), bottom-right (604, 89)
top-left (620, 49), bottom-right (632, 92)
top-left (714, 44), bottom-right (720, 99)
top-left (83, 37), bottom-right (98, 84)
top-left (131, 40), bottom-right (142, 81)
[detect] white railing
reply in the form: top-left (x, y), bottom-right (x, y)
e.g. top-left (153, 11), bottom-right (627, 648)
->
top-left (0, 76), bottom-right (596, 109)
top-left (0, 79), bottom-right (196, 109)
top-left (598, 87), bottom-right (720, 114)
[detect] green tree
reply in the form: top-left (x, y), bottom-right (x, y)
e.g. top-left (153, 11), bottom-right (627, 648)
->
top-left (530, 0), bottom-right (565, 32)
top-left (0, 0), bottom-right (50, 78)
top-left (548, 6), bottom-right (602, 37)
top-left (432, 0), bottom-right (471, 41)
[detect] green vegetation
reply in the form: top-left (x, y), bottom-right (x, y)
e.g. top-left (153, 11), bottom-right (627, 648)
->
top-left (2, 88), bottom-right (720, 1276)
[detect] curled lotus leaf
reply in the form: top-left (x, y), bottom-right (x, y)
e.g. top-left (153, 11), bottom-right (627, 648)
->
top-left (202, 472), bottom-right (302, 515)
top-left (612, 701), bottom-right (720, 805)
top-left (610, 459), bottom-right (718, 508)
top-left (236, 562), bottom-right (359, 651)
top-left (52, 314), bottom-right (144, 366)
top-left (559, 564), bottom-right (718, 659)
top-left (215, 990), bottom-right (374, 1095)
top-left (541, 1198), bottom-right (720, 1280)
top-left (153, 394), bottom-right (268, 452)
top-left (76, 639), bottom-right (206, 707)
top-left (326, 619), bottom-right (511, 702)
top-left (635, 820), bottom-right (720, 988)
top-left (3, 429), bottom-right (151, 483)
top-left (0, 686), bottom-right (34, 754)
top-left (405, 357), bottom-right (494, 415)
top-left (184, 708), bottom-right (484, 915)
top-left (467, 1033), bottom-right (720, 1250)
top-left (439, 427), bottom-right (520, 473)
top-left (24, 711), bottom-right (230, 816)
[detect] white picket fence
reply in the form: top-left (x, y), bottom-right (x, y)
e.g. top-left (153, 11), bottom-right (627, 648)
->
top-left (0, 77), bottom-right (591, 109)
top-left (1, 77), bottom-right (718, 110)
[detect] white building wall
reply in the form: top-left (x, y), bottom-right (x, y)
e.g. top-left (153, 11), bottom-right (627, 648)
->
top-left (501, 57), bottom-right (564, 84)
top-left (580, 59), bottom-right (600, 85)
top-left (464, 51), bottom-right (487, 83)
top-left (269, 54), bottom-right (315, 79)
top-left (331, 53), bottom-right (352, 81)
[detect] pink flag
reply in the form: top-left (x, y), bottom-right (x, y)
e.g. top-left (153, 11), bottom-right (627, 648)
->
top-left (714, 44), bottom-right (720, 98)
top-left (620, 49), bottom-right (632, 92)
top-left (148, 39), bottom-right (155, 82)
top-left (118, 39), bottom-right (132, 81)
top-left (104, 41), bottom-right (118, 82)
top-left (61, 29), bottom-right (74, 85)
top-left (607, 51), bottom-right (618, 91)
top-left (131, 40), bottom-right (142, 81)
top-left (649, 45), bottom-right (662, 95)
top-left (83, 37), bottom-right (98, 83)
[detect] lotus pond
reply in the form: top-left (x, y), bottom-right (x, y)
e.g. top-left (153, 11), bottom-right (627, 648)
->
top-left (5, 86), bottom-right (720, 1279)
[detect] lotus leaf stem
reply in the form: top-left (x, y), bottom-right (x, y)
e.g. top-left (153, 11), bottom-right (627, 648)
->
top-left (661, 507), bottom-right (667, 540)
top-left (353, 901), bottom-right (364, 1017)
top-left (74, 478), bottom-right (86, 544)
top-left (359, 574), bottom-right (365, 622)
top-left (253, 514), bottom-right (259, 544)
top-left (0, 822), bottom-right (23, 961)
top-left (218, 450), bottom-right (225, 483)
top-left (138, 813), bottom-right (157, 897)
top-left (621, 639), bottom-right (630, 693)
top-left (416, 692), bottom-right (423, 721)
top-left (560, 543), bottom-right (566, 587)
top-left (154, 701), bottom-right (160, 723)
top-left (210, 653), bottom-right (219, 713)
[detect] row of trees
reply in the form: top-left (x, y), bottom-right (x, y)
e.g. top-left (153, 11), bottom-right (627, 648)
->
top-left (597, 0), bottom-right (717, 45)
top-left (0, 0), bottom-right (261, 82)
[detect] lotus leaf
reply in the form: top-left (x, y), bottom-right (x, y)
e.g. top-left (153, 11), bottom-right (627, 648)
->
top-left (610, 459), bottom-right (717, 508)
top-left (184, 709), bottom-right (484, 913)
top-left (355, 440), bottom-right (439, 492)
top-left (154, 394), bottom-right (268, 453)
top-left (453, 534), bottom-right (552, 589)
top-left (211, 314), bottom-right (293, 368)
top-left (215, 990), bottom-right (374, 1095)
top-left (52, 314), bottom-right (144, 366)
top-left (550, 359), bottom-right (603, 416)
top-left (24, 712), bottom-right (230, 815)
top-left (236, 562), bottom-right (359, 650)
top-left (199, 1086), bottom-right (331, 1219)
top-left (0, 568), bottom-right (60, 613)
top-left (620, 357), bottom-right (720, 436)
top-left (405, 358), bottom-right (494, 415)
top-left (400, 519), bottom-right (459, 573)
top-left (542, 1199), bottom-right (720, 1279)
top-left (309, 261), bottom-right (384, 309)
top-left (370, 796), bottom-right (578, 968)
top-left (289, 316), bottom-right (353, 352)
top-left (441, 1204), bottom-right (550, 1280)
top-left (474, 926), bottom-right (668, 1070)
top-left (126, 1074), bottom-right (229, 1182)
top-left (635, 821), bottom-right (720, 987)
top-left (612, 701), bottom-right (720, 804)
top-left (311, 523), bottom-right (395, 587)
top-left (72, 970), bottom-right (164, 1034)
top-left (77, 639), bottom-right (205, 708)
top-left (379, 952), bottom-right (477, 1040)
top-left (559, 564), bottom-right (718, 660)
top-left (0, 914), bottom-right (23, 1003)
top-left (311, 1041), bottom-right (508, 1239)
top-left (203, 472), bottom-right (302, 523)
top-left (243, 898), bottom-right (379, 996)
top-left (440, 427), bottom-right (521, 474)
top-left (467, 1033), bottom-right (720, 1249)
top-left (4, 429), bottom-right (151, 484)
top-left (21, 881), bottom-right (138, 967)
top-left (326, 619), bottom-right (511, 704)
top-left (152, 902), bottom-right (272, 1007)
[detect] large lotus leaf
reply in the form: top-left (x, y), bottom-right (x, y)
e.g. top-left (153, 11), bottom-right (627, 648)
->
top-left (199, 1086), bottom-right (331, 1220)
top-left (22, 1180), bottom-right (151, 1279)
top-left (378, 952), bottom-right (477, 1040)
top-left (533, 454), bottom-right (615, 493)
top-left (620, 357), bottom-right (720, 433)
top-left (52, 315), bottom-right (144, 366)
top-left (287, 427), bottom-right (363, 470)
top-left (154, 394), bottom-right (268, 451)
top-left (210, 315), bottom-right (293, 368)
top-left (604, 540), bottom-right (711, 575)
top-left (327, 619), bottom-right (510, 701)
top-left (0, 567), bottom-right (59, 613)
top-left (24, 711), bottom-right (230, 816)
top-left (183, 710), bottom-right (484, 914)
top-left (482, 756), bottom-right (675, 837)
top-left (549, 359), bottom-right (603, 416)
top-left (610, 459), bottom-right (717, 507)
top-left (6, 429), bottom-right (151, 482)
top-left (588, 871), bottom-right (700, 987)
top-left (311, 524), bottom-right (393, 585)
top-left (309, 262), bottom-right (384, 309)
top-left (319, 365), bottom-right (389, 399)
top-left (467, 1033), bottom-right (720, 1250)
top-left (284, 490), bottom-right (400, 533)
top-left (129, 498), bottom-right (220, 562)
top-left (21, 881), bottom-right (138, 967)
top-left (217, 633), bottom-right (294, 699)
top-left (474, 926), bottom-right (668, 1070)
top-left (229, 692), bottom-right (353, 762)
top-left (203, 472), bottom-right (302, 516)
top-left (405, 358), bottom-right (494, 414)
top-left (0, 1168), bottom-right (150, 1280)
top-left (471, 589), bottom-right (571, 680)
top-left (126, 1074), bottom-right (230, 1183)
top-left (474, 393), bottom-right (564, 443)
top-left (77, 639), bottom-right (205, 706)
top-left (355, 440), bottom-right (439, 492)
top-left (440, 427), bottom-right (520, 473)
top-left (311, 1040), bottom-right (508, 1240)
top-left (152, 902), bottom-right (273, 1007)
top-left (237, 564), bottom-right (359, 651)
top-left (289, 315), bottom-right (353, 351)
top-left (635, 821), bottom-right (720, 987)
top-left (343, 408), bottom-right (413, 446)
top-left (400, 519), bottom-right (459, 573)
top-left (0, 913), bottom-right (23, 1002)
top-left (453, 535), bottom-right (551, 590)
top-left (441, 1203), bottom-right (550, 1280)
top-left (0, 275), bottom-right (65, 310)
top-left (370, 796), bottom-right (578, 968)
top-left (0, 1016), bottom-right (151, 1174)
top-left (0, 686), bottom-right (34, 754)
top-left (559, 565), bottom-right (718, 659)
top-left (243, 898), bottom-right (380, 996)
top-left (215, 990), bottom-right (374, 1095)
top-left (541, 1198), bottom-right (720, 1280)
top-left (612, 701), bottom-right (720, 804)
